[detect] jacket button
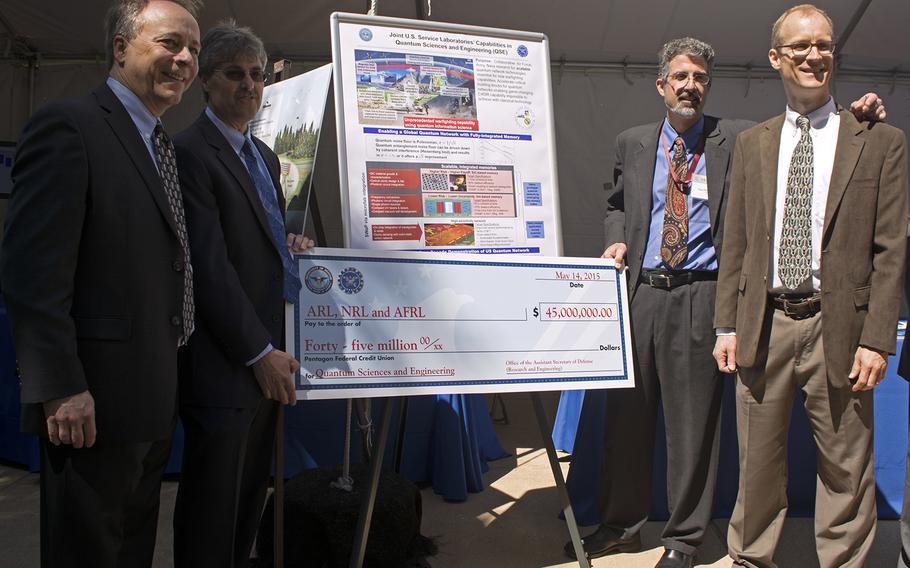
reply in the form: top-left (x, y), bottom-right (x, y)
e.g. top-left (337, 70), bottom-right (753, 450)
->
top-left (272, 314), bottom-right (281, 323)
top-left (173, 260), bottom-right (184, 272)
top-left (274, 272), bottom-right (282, 281)
top-left (171, 315), bottom-right (181, 326)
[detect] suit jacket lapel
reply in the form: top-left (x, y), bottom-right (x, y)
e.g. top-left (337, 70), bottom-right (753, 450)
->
top-left (703, 117), bottom-right (729, 233)
top-left (760, 114), bottom-right (785, 232)
top-left (823, 110), bottom-right (864, 238)
top-left (633, 124), bottom-right (660, 231)
top-left (197, 114), bottom-right (276, 245)
top-left (94, 83), bottom-right (179, 236)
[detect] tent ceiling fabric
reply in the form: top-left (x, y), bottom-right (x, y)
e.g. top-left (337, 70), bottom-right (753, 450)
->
top-left (0, 0), bottom-right (907, 73)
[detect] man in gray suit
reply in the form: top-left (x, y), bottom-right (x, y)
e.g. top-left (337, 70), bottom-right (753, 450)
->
top-left (568, 36), bottom-right (884, 568)
top-left (714, 4), bottom-right (907, 566)
top-left (567, 37), bottom-right (752, 568)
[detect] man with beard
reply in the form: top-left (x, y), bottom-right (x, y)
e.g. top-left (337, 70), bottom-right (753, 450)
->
top-left (567, 37), bottom-right (884, 568)
top-left (714, 4), bottom-right (907, 566)
top-left (0, 1), bottom-right (200, 566)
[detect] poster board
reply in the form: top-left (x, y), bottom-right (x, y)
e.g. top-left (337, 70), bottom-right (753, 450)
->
top-left (330, 13), bottom-right (562, 255)
top-left (250, 64), bottom-right (333, 231)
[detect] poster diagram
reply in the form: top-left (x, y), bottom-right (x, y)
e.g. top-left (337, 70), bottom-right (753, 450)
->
top-left (355, 51), bottom-right (477, 130)
top-left (250, 63), bottom-right (332, 226)
top-left (332, 14), bottom-right (561, 255)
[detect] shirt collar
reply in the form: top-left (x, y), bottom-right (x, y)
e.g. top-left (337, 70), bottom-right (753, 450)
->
top-left (205, 106), bottom-right (252, 155)
top-left (785, 97), bottom-right (837, 130)
top-left (660, 115), bottom-right (705, 152)
top-left (106, 77), bottom-right (159, 139)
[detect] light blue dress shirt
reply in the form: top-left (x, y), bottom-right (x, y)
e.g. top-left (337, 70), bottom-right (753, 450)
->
top-left (106, 77), bottom-right (160, 168)
top-left (642, 116), bottom-right (717, 271)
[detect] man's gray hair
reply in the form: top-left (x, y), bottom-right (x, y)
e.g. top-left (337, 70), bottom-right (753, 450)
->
top-left (199, 20), bottom-right (268, 78)
top-left (105, 0), bottom-right (202, 69)
top-left (657, 37), bottom-right (715, 80)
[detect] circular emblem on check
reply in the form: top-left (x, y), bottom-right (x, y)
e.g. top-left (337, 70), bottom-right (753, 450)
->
top-left (304, 266), bottom-right (333, 294)
top-left (338, 267), bottom-right (364, 294)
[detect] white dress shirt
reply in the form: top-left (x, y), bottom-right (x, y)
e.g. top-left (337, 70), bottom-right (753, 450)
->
top-left (771, 97), bottom-right (840, 291)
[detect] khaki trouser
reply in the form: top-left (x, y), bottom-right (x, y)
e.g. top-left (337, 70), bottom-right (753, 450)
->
top-left (729, 308), bottom-right (876, 568)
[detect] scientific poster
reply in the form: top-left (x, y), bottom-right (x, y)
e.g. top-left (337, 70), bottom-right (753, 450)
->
top-left (331, 13), bottom-right (562, 255)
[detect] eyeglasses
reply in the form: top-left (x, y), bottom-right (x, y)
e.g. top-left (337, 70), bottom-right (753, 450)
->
top-left (666, 71), bottom-right (711, 87)
top-left (218, 67), bottom-right (268, 83)
top-left (775, 40), bottom-right (836, 57)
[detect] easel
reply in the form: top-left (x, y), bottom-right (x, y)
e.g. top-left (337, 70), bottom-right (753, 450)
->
top-left (347, 392), bottom-right (592, 568)
top-left (271, 57), bottom-right (330, 568)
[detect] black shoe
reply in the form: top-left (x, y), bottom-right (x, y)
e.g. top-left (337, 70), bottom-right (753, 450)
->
top-left (563, 525), bottom-right (641, 559)
top-left (655, 548), bottom-right (693, 568)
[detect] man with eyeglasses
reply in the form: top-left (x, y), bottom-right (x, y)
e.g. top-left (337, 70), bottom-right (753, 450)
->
top-left (171, 21), bottom-right (313, 567)
top-left (714, 4), bottom-right (907, 566)
top-left (566, 35), bottom-right (885, 568)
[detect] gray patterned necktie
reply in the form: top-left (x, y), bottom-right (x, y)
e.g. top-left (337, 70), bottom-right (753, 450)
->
top-left (778, 115), bottom-right (813, 289)
top-left (152, 124), bottom-right (195, 345)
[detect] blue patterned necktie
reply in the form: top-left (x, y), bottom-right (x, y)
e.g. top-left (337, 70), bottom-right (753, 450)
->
top-left (778, 115), bottom-right (814, 289)
top-left (152, 124), bottom-right (195, 345)
top-left (241, 139), bottom-right (301, 303)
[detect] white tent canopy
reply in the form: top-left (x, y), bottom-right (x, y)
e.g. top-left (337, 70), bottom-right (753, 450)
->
top-left (1, 0), bottom-right (908, 253)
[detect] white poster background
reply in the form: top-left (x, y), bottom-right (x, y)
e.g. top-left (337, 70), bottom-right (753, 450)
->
top-left (331, 13), bottom-right (561, 256)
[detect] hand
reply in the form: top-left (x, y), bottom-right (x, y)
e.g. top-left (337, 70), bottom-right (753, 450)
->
top-left (713, 335), bottom-right (737, 373)
top-left (849, 346), bottom-right (888, 391)
top-left (601, 242), bottom-right (627, 269)
top-left (252, 349), bottom-right (300, 405)
top-left (286, 233), bottom-right (315, 253)
top-left (849, 92), bottom-right (886, 122)
top-left (43, 390), bottom-right (97, 448)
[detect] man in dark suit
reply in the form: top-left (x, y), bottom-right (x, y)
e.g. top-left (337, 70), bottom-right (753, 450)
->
top-left (713, 5), bottom-right (907, 567)
top-left (566, 37), bottom-right (752, 568)
top-left (899, 251), bottom-right (910, 568)
top-left (0, 1), bottom-right (200, 566)
top-left (172, 22), bottom-right (311, 568)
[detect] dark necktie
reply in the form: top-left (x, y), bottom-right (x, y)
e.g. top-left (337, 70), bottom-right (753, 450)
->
top-left (778, 115), bottom-right (814, 289)
top-left (241, 140), bottom-right (301, 303)
top-left (152, 124), bottom-right (195, 345)
top-left (660, 137), bottom-right (689, 268)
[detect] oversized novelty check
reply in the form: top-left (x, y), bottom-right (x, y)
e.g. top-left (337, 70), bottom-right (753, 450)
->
top-left (288, 248), bottom-right (634, 399)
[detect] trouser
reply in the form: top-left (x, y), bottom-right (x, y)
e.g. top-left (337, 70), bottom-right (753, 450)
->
top-left (40, 437), bottom-right (172, 568)
top-left (597, 279), bottom-right (724, 555)
top-left (173, 398), bottom-right (279, 568)
top-left (729, 308), bottom-right (876, 568)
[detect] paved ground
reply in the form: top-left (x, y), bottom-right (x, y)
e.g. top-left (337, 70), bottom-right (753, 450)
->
top-left (0, 392), bottom-right (902, 567)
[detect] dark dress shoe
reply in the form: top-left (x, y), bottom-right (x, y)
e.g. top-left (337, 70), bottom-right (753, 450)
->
top-left (655, 548), bottom-right (693, 568)
top-left (563, 525), bottom-right (641, 559)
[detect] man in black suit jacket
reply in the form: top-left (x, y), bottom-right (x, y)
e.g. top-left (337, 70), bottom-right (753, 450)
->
top-left (172, 22), bottom-right (311, 568)
top-left (898, 243), bottom-right (910, 568)
top-left (568, 38), bottom-right (752, 568)
top-left (0, 1), bottom-right (200, 566)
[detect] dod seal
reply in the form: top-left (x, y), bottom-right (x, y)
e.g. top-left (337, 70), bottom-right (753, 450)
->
top-left (339, 267), bottom-right (364, 294)
top-left (304, 266), bottom-right (333, 294)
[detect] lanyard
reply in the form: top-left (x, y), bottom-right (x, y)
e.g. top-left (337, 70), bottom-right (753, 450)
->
top-left (662, 130), bottom-right (706, 186)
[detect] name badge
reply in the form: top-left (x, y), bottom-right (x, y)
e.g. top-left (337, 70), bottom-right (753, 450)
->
top-left (690, 174), bottom-right (708, 201)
